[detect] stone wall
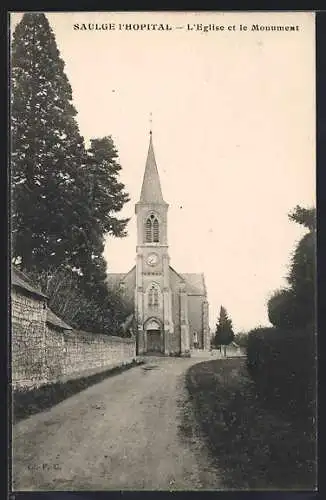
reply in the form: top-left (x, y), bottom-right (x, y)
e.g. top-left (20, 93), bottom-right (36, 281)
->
top-left (11, 289), bottom-right (47, 388)
top-left (11, 287), bottom-right (136, 390)
top-left (61, 330), bottom-right (135, 379)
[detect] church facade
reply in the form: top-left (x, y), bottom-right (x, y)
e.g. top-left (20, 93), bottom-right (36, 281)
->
top-left (106, 133), bottom-right (210, 356)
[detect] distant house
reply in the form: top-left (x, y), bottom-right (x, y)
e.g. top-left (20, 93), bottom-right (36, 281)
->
top-left (228, 341), bottom-right (244, 356)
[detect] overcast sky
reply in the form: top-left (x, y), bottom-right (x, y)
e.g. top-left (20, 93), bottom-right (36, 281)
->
top-left (11, 11), bottom-right (315, 331)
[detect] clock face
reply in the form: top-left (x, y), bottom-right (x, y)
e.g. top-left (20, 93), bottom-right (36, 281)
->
top-left (147, 253), bottom-right (159, 266)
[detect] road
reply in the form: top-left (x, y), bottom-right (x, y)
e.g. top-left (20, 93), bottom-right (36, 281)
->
top-left (12, 356), bottom-right (222, 491)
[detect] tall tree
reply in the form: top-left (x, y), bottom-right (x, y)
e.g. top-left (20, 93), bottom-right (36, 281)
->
top-left (267, 205), bottom-right (316, 329)
top-left (11, 13), bottom-right (88, 271)
top-left (213, 306), bottom-right (235, 357)
top-left (11, 14), bottom-right (130, 293)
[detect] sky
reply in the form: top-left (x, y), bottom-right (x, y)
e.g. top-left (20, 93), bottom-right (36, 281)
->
top-left (10, 11), bottom-right (316, 332)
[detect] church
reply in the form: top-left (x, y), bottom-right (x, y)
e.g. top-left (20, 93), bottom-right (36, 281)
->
top-left (106, 132), bottom-right (210, 356)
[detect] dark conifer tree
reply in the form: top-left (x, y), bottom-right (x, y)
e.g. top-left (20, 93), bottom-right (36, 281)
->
top-left (11, 13), bottom-right (88, 271)
top-left (11, 13), bottom-right (131, 334)
top-left (213, 306), bottom-right (235, 356)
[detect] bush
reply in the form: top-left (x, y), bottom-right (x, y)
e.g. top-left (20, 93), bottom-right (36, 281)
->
top-left (246, 326), bottom-right (316, 420)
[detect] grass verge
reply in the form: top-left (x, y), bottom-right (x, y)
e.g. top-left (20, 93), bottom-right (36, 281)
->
top-left (13, 359), bottom-right (143, 424)
top-left (185, 358), bottom-right (316, 490)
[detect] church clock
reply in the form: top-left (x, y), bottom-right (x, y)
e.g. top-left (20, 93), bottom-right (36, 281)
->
top-left (147, 253), bottom-right (159, 267)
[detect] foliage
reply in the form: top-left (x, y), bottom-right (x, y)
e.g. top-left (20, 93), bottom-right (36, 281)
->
top-left (267, 288), bottom-right (309, 329)
top-left (234, 331), bottom-right (248, 348)
top-left (267, 205), bottom-right (316, 329)
top-left (246, 326), bottom-right (316, 420)
top-left (26, 265), bottom-right (133, 334)
top-left (11, 13), bottom-right (87, 271)
top-left (288, 205), bottom-right (316, 231)
top-left (11, 13), bottom-right (131, 334)
top-left (213, 306), bottom-right (235, 348)
top-left (186, 359), bottom-right (316, 489)
top-left (287, 232), bottom-right (316, 302)
top-left (86, 137), bottom-right (130, 237)
top-left (11, 14), bottom-right (129, 273)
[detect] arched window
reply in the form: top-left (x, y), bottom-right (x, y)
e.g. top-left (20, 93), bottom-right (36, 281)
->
top-left (144, 214), bottom-right (160, 243)
top-left (148, 283), bottom-right (160, 308)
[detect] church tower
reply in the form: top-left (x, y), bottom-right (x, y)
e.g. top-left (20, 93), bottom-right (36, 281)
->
top-left (107, 131), bottom-right (209, 356)
top-left (135, 132), bottom-right (174, 354)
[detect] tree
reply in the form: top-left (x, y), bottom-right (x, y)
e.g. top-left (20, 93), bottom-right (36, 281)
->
top-left (267, 288), bottom-right (308, 329)
top-left (86, 137), bottom-right (130, 237)
top-left (234, 331), bottom-right (249, 349)
top-left (213, 306), bottom-right (235, 357)
top-left (267, 205), bottom-right (316, 330)
top-left (288, 205), bottom-right (316, 232)
top-left (27, 264), bottom-right (133, 334)
top-left (11, 15), bottom-right (130, 275)
top-left (11, 14), bottom-right (131, 336)
top-left (11, 13), bottom-right (88, 271)
top-left (287, 207), bottom-right (316, 328)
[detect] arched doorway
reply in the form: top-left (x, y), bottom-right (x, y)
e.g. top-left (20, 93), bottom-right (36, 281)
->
top-left (145, 318), bottom-right (162, 354)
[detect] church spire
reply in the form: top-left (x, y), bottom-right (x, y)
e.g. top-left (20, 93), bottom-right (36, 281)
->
top-left (139, 131), bottom-right (165, 204)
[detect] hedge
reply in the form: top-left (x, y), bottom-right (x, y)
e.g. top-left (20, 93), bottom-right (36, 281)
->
top-left (246, 326), bottom-right (316, 420)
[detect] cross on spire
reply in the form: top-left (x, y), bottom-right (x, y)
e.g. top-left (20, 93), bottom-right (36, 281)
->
top-left (149, 112), bottom-right (153, 135)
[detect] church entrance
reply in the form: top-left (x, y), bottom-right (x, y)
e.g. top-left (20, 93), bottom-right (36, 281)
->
top-left (145, 318), bottom-right (163, 354)
top-left (146, 330), bottom-right (162, 353)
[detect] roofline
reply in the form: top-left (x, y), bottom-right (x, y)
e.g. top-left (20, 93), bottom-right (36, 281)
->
top-left (169, 265), bottom-right (185, 282)
top-left (46, 319), bottom-right (73, 331)
top-left (202, 272), bottom-right (207, 296)
top-left (106, 266), bottom-right (136, 286)
top-left (11, 266), bottom-right (48, 299)
top-left (123, 265), bottom-right (136, 280)
top-left (11, 281), bottom-right (48, 299)
top-left (46, 309), bottom-right (73, 330)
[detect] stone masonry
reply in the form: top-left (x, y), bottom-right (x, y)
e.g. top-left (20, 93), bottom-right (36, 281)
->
top-left (11, 272), bottom-right (136, 391)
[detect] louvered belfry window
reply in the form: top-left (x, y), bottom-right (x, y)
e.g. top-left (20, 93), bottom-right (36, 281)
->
top-left (144, 214), bottom-right (159, 243)
top-left (153, 218), bottom-right (159, 242)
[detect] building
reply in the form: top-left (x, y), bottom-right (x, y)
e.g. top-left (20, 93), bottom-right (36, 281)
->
top-left (106, 132), bottom-right (210, 356)
top-left (11, 266), bottom-right (73, 388)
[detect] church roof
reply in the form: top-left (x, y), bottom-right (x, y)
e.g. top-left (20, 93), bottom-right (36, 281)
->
top-left (107, 268), bottom-right (206, 296)
top-left (106, 273), bottom-right (127, 289)
top-left (181, 273), bottom-right (206, 296)
top-left (106, 267), bottom-right (136, 289)
top-left (139, 132), bottom-right (166, 204)
top-left (169, 266), bottom-right (206, 296)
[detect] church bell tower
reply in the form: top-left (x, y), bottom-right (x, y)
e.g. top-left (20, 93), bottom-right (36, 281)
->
top-left (135, 131), bottom-right (174, 354)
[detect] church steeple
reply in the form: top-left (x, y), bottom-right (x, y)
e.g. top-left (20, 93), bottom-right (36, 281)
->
top-left (139, 132), bottom-right (166, 204)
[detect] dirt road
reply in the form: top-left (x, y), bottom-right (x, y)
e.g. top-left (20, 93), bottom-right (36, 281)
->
top-left (12, 356), bottom-right (222, 491)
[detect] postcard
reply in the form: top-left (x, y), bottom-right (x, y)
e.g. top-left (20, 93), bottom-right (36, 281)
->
top-left (10, 11), bottom-right (316, 492)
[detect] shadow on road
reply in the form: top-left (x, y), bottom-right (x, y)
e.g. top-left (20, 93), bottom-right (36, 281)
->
top-left (13, 360), bottom-right (144, 424)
